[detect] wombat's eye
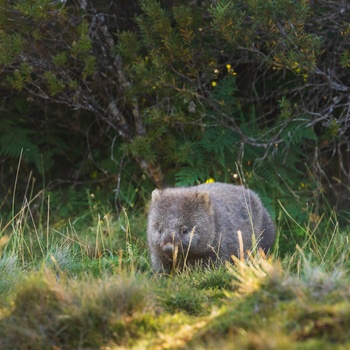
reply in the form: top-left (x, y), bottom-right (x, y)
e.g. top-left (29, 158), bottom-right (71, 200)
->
top-left (180, 225), bottom-right (189, 235)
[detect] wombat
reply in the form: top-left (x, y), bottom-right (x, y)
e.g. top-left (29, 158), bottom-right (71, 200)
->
top-left (147, 182), bottom-right (275, 273)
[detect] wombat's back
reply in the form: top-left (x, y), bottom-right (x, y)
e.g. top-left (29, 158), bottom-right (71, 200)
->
top-left (193, 183), bottom-right (275, 258)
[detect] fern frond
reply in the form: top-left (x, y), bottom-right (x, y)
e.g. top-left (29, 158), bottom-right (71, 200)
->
top-left (0, 123), bottom-right (42, 172)
top-left (175, 167), bottom-right (207, 186)
top-left (280, 119), bottom-right (317, 146)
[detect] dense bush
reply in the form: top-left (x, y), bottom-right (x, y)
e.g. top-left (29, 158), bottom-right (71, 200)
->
top-left (0, 0), bottom-right (349, 236)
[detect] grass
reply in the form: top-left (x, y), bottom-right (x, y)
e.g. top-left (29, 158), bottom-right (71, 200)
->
top-left (1, 192), bottom-right (350, 349)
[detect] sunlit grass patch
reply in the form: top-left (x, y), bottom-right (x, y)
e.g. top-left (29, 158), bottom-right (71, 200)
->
top-left (184, 244), bottom-right (350, 349)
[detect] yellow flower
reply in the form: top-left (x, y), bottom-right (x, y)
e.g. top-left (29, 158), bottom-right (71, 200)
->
top-left (205, 178), bottom-right (215, 183)
top-left (226, 63), bottom-right (237, 76)
top-left (211, 81), bottom-right (217, 87)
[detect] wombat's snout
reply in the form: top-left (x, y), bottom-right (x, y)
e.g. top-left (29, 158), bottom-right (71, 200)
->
top-left (162, 242), bottom-right (174, 255)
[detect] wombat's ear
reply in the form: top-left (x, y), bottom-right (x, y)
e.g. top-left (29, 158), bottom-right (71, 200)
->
top-left (152, 189), bottom-right (162, 202)
top-left (196, 191), bottom-right (211, 210)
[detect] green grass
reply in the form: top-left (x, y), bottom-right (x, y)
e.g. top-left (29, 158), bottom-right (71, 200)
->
top-left (1, 198), bottom-right (350, 349)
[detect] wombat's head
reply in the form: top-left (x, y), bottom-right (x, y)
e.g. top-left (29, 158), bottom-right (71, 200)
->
top-left (147, 188), bottom-right (216, 259)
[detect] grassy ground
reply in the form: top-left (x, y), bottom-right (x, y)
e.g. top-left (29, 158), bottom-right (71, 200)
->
top-left (0, 203), bottom-right (350, 349)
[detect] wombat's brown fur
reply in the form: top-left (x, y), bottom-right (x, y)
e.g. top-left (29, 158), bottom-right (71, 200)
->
top-left (147, 182), bottom-right (275, 273)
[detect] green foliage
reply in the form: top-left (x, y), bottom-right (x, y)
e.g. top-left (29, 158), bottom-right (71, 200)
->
top-left (72, 20), bottom-right (93, 56)
top-left (48, 188), bottom-right (91, 218)
top-left (340, 49), bottom-right (350, 69)
top-left (116, 0), bottom-right (329, 239)
top-left (83, 55), bottom-right (97, 79)
top-left (124, 135), bottom-right (157, 163)
top-left (210, 0), bottom-right (320, 75)
top-left (280, 118), bottom-right (317, 146)
top-left (44, 71), bottom-right (65, 95)
top-left (15, 0), bottom-right (62, 20)
top-left (174, 126), bottom-right (240, 186)
top-left (0, 0), bottom-right (349, 239)
top-left (0, 32), bottom-right (23, 65)
top-left (6, 62), bottom-right (32, 90)
top-left (0, 119), bottom-right (42, 173)
top-left (52, 52), bottom-right (68, 67)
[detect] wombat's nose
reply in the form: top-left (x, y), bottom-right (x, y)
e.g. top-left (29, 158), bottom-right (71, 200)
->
top-left (162, 242), bottom-right (174, 255)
